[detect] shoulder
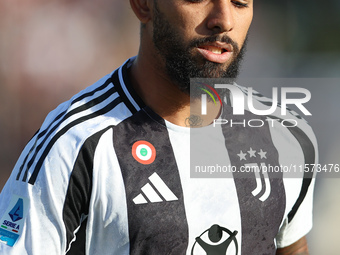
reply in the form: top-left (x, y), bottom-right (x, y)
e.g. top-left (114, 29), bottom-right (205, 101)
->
top-left (15, 59), bottom-right (140, 186)
top-left (227, 83), bottom-right (318, 180)
top-left (235, 84), bottom-right (318, 152)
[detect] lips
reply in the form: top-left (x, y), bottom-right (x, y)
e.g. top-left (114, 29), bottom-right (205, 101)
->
top-left (200, 46), bottom-right (225, 54)
top-left (196, 43), bottom-right (234, 64)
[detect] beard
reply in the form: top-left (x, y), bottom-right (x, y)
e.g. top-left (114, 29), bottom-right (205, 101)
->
top-left (152, 0), bottom-right (248, 96)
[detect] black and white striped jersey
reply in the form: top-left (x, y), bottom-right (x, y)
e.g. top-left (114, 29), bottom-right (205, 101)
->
top-left (0, 57), bottom-right (317, 255)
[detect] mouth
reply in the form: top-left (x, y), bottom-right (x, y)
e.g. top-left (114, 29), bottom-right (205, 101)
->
top-left (196, 43), bottom-right (234, 64)
top-left (198, 44), bottom-right (232, 55)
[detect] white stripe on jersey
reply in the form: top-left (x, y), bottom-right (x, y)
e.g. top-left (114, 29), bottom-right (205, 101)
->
top-left (88, 128), bottom-right (130, 255)
top-left (148, 173), bottom-right (178, 201)
top-left (165, 122), bottom-right (242, 255)
top-left (118, 57), bottom-right (140, 112)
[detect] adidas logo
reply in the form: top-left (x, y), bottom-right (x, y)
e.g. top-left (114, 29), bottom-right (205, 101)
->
top-left (133, 173), bottom-right (178, 204)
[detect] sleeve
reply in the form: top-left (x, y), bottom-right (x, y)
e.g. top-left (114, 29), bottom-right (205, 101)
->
top-left (0, 110), bottom-right (98, 255)
top-left (275, 123), bottom-right (318, 248)
top-left (275, 177), bottom-right (316, 248)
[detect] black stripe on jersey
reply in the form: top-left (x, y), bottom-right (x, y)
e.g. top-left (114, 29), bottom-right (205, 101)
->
top-left (16, 109), bottom-right (68, 181)
top-left (112, 107), bottom-right (189, 254)
top-left (63, 128), bottom-right (110, 254)
top-left (27, 96), bottom-right (121, 185)
top-left (266, 116), bottom-right (316, 223)
top-left (110, 59), bottom-right (145, 115)
top-left (286, 126), bottom-right (315, 223)
top-left (70, 78), bottom-right (113, 105)
top-left (24, 85), bottom-right (115, 178)
top-left (120, 59), bottom-right (146, 108)
top-left (21, 86), bottom-right (116, 182)
top-left (16, 78), bottom-right (113, 181)
top-left (111, 68), bottom-right (136, 114)
top-left (221, 107), bottom-right (286, 255)
top-left (66, 218), bottom-right (87, 255)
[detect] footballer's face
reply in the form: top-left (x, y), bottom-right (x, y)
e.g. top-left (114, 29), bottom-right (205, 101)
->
top-left (151, 0), bottom-right (253, 93)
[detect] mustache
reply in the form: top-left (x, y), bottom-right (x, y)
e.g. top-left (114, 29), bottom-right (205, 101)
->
top-left (189, 34), bottom-right (240, 54)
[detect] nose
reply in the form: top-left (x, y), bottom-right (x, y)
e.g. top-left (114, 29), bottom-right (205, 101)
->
top-left (206, 1), bottom-right (235, 34)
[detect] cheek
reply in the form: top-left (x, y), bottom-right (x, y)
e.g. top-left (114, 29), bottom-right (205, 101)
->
top-left (166, 3), bottom-right (205, 39)
top-left (234, 15), bottom-right (253, 44)
top-left (176, 12), bottom-right (202, 38)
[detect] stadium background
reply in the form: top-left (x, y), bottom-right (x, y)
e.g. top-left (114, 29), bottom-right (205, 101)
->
top-left (0, 1), bottom-right (339, 254)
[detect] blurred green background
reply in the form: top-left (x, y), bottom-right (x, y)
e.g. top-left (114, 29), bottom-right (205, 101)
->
top-left (0, 1), bottom-right (339, 254)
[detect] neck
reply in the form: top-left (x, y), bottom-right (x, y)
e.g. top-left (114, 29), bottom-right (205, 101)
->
top-left (129, 51), bottom-right (188, 126)
top-left (129, 51), bottom-right (220, 127)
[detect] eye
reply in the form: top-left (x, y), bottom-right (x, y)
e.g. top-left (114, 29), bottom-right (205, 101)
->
top-left (231, 1), bottom-right (249, 9)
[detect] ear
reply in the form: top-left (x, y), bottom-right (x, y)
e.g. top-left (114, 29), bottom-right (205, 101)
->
top-left (130, 0), bottom-right (152, 24)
